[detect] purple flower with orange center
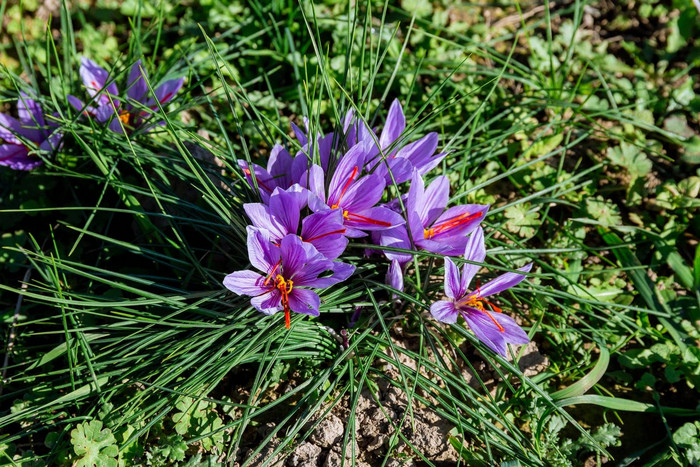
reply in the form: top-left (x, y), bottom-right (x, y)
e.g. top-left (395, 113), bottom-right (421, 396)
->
top-left (223, 227), bottom-right (354, 328)
top-left (68, 57), bottom-right (183, 134)
top-left (305, 140), bottom-right (405, 237)
top-left (379, 169), bottom-right (489, 261)
top-left (430, 228), bottom-right (531, 357)
top-left (244, 185), bottom-right (348, 260)
top-left (0, 93), bottom-right (62, 171)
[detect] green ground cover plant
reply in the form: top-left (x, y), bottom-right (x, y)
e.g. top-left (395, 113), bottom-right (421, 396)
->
top-left (1, 0), bottom-right (699, 465)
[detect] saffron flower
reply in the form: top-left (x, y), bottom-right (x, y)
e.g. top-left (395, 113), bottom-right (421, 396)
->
top-left (69, 58), bottom-right (183, 134)
top-left (430, 228), bottom-right (531, 357)
top-left (238, 144), bottom-right (304, 204)
top-left (354, 100), bottom-right (446, 184)
top-left (305, 140), bottom-right (405, 237)
top-left (0, 93), bottom-right (62, 171)
top-left (380, 170), bottom-right (489, 259)
top-left (223, 227), bottom-right (355, 328)
top-left (244, 185), bottom-right (348, 260)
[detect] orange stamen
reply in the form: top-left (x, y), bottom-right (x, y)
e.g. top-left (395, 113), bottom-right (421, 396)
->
top-left (304, 228), bottom-right (347, 243)
top-left (274, 275), bottom-right (293, 329)
top-left (343, 210), bottom-right (391, 227)
top-left (457, 289), bottom-right (505, 333)
top-left (424, 212), bottom-right (483, 239)
top-left (119, 111), bottom-right (131, 125)
top-left (331, 166), bottom-right (358, 209)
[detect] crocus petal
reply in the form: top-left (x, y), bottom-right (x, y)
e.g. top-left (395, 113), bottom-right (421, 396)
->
top-left (17, 93), bottom-right (45, 128)
top-left (462, 309), bottom-right (508, 356)
top-left (267, 144), bottom-right (294, 189)
top-left (373, 156), bottom-right (414, 185)
top-left (327, 141), bottom-right (368, 207)
top-left (387, 259), bottom-right (404, 297)
top-left (107, 117), bottom-right (125, 134)
top-left (39, 131), bottom-right (63, 153)
top-left (415, 236), bottom-right (468, 256)
top-left (94, 103), bottom-right (118, 124)
top-left (339, 173), bottom-right (386, 212)
top-left (291, 150), bottom-right (310, 185)
top-left (301, 261), bottom-right (355, 289)
top-left (378, 225), bottom-right (413, 264)
top-left (126, 60), bottom-right (148, 102)
top-left (478, 263), bottom-right (532, 298)
top-left (269, 188), bottom-right (302, 237)
top-left (243, 203), bottom-right (281, 240)
top-left (80, 57), bottom-right (118, 105)
top-left (238, 160), bottom-right (275, 203)
top-left (301, 164), bottom-right (326, 207)
top-left (0, 144), bottom-right (39, 170)
top-left (418, 175), bottom-right (449, 226)
top-left (461, 227), bottom-right (486, 288)
top-left (343, 206), bottom-right (404, 232)
top-left (395, 132), bottom-right (440, 173)
top-left (0, 113), bottom-right (23, 144)
top-left (223, 270), bottom-right (269, 296)
top-left (462, 309), bottom-right (529, 357)
top-left (406, 169), bottom-right (425, 222)
top-left (251, 289), bottom-right (281, 315)
top-left (279, 234), bottom-right (311, 279)
top-left (153, 78), bottom-right (184, 105)
top-left (316, 132), bottom-right (335, 172)
top-left (67, 95), bottom-right (95, 116)
top-left (300, 209), bottom-right (347, 260)
top-left (444, 257), bottom-right (465, 300)
top-left (430, 300), bottom-right (459, 324)
top-left (379, 99), bottom-right (405, 149)
top-left (288, 288), bottom-right (321, 317)
top-left (291, 121), bottom-right (308, 147)
top-left (246, 226), bottom-right (280, 274)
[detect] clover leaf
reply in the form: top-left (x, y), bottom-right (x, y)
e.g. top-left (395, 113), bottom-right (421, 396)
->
top-left (505, 203), bottom-right (540, 238)
top-left (70, 420), bottom-right (118, 467)
top-left (606, 142), bottom-right (652, 180)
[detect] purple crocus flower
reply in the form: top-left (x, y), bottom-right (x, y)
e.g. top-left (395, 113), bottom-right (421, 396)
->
top-left (380, 169), bottom-right (489, 258)
top-left (0, 93), bottom-right (62, 171)
top-left (238, 144), bottom-right (304, 204)
top-left (305, 139), bottom-right (405, 237)
top-left (244, 185), bottom-right (348, 259)
top-left (359, 100), bottom-right (446, 184)
top-left (69, 57), bottom-right (183, 134)
top-left (223, 227), bottom-right (355, 328)
top-left (430, 228), bottom-right (531, 357)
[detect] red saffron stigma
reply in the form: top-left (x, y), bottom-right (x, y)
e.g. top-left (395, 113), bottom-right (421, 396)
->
top-left (331, 166), bottom-right (358, 208)
top-left (344, 211), bottom-right (391, 227)
top-left (425, 211), bottom-right (482, 239)
top-left (274, 275), bottom-right (293, 329)
top-left (263, 260), bottom-right (282, 286)
top-left (483, 309), bottom-right (505, 332)
top-left (304, 228), bottom-right (347, 243)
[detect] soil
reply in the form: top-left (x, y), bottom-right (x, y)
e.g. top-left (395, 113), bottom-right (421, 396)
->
top-left (233, 337), bottom-right (549, 466)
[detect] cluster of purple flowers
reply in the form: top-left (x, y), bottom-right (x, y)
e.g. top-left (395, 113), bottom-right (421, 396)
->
top-left (224, 100), bottom-right (532, 356)
top-left (0, 57), bottom-right (183, 171)
top-left (69, 57), bottom-right (183, 134)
